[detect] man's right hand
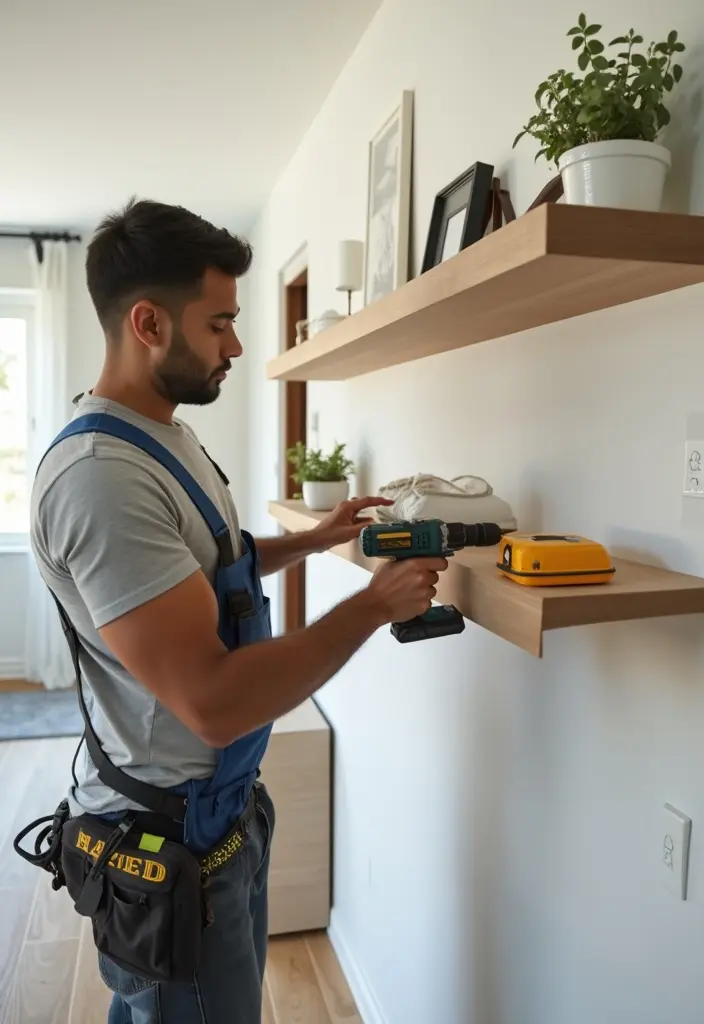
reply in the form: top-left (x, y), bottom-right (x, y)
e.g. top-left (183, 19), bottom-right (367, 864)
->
top-left (364, 557), bottom-right (449, 625)
top-left (98, 554), bottom-right (450, 749)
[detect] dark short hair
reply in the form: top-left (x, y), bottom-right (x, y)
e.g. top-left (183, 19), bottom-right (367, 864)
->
top-left (86, 196), bottom-right (253, 334)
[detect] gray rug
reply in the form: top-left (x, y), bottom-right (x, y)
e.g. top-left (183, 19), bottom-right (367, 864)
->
top-left (0, 688), bottom-right (84, 741)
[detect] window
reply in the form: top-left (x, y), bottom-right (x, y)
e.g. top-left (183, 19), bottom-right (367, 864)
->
top-left (0, 292), bottom-right (35, 545)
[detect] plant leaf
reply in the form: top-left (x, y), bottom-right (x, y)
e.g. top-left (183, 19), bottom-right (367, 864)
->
top-left (588, 40), bottom-right (604, 54)
top-left (674, 42), bottom-right (685, 51)
top-left (673, 64), bottom-right (683, 82)
top-left (578, 12), bottom-right (587, 29)
top-left (668, 29), bottom-right (678, 45)
top-left (656, 104), bottom-right (671, 128)
top-left (585, 23), bottom-right (601, 35)
top-left (609, 36), bottom-right (628, 44)
top-left (572, 35), bottom-right (583, 49)
top-left (578, 50), bottom-right (590, 71)
top-left (567, 26), bottom-right (582, 35)
top-left (631, 53), bottom-right (646, 67)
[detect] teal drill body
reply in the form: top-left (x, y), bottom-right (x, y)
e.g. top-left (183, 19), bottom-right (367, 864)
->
top-left (360, 519), bottom-right (450, 560)
top-left (359, 518), bottom-right (502, 642)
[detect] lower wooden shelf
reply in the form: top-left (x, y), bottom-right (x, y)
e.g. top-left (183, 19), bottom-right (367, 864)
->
top-left (268, 500), bottom-right (704, 657)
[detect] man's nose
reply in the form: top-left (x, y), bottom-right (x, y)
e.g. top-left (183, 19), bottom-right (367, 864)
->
top-left (225, 330), bottom-right (243, 359)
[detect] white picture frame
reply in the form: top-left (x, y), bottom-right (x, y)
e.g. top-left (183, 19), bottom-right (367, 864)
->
top-left (363, 90), bottom-right (413, 307)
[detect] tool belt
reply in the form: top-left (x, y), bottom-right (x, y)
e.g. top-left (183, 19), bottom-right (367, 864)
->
top-left (11, 594), bottom-right (254, 986)
top-left (14, 789), bottom-right (255, 985)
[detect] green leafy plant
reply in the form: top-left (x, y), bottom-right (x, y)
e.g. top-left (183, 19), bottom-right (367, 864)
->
top-left (286, 441), bottom-right (355, 485)
top-left (513, 14), bottom-right (685, 166)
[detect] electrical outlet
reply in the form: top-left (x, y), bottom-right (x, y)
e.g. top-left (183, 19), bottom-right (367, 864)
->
top-left (683, 440), bottom-right (704, 496)
top-left (661, 803), bottom-right (692, 900)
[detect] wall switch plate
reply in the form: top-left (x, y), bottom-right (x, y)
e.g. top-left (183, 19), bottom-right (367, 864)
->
top-left (661, 803), bottom-right (692, 900)
top-left (683, 441), bottom-right (704, 496)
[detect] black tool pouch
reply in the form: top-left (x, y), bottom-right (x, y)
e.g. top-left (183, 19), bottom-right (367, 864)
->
top-left (61, 814), bottom-right (204, 984)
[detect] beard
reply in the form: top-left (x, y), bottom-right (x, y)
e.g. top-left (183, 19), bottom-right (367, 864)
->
top-left (152, 327), bottom-right (229, 406)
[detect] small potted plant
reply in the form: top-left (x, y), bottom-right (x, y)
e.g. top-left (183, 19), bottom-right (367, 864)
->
top-left (286, 441), bottom-right (355, 511)
top-left (513, 15), bottom-right (685, 211)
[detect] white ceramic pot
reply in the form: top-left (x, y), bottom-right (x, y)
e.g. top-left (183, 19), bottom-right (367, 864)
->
top-left (557, 139), bottom-right (671, 211)
top-left (302, 479), bottom-right (349, 511)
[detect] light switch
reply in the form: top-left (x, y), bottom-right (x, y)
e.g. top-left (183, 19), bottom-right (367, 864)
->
top-left (661, 803), bottom-right (692, 900)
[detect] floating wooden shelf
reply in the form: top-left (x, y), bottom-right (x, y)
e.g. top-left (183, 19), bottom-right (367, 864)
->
top-left (266, 203), bottom-right (704, 381)
top-left (269, 500), bottom-right (704, 657)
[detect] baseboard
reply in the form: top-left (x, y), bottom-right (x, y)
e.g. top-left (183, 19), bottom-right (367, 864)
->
top-left (328, 916), bottom-right (388, 1024)
top-left (0, 658), bottom-right (25, 680)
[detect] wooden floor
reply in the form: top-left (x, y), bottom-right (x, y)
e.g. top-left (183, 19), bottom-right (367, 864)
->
top-left (0, 736), bottom-right (360, 1024)
top-left (0, 679), bottom-right (47, 693)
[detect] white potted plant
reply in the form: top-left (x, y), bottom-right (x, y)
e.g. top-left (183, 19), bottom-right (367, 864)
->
top-left (286, 441), bottom-right (355, 511)
top-left (513, 15), bottom-right (686, 211)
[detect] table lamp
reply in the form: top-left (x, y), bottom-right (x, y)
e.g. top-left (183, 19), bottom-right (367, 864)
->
top-left (335, 240), bottom-right (364, 315)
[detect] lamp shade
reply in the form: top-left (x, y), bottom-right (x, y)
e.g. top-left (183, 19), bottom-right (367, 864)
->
top-left (335, 240), bottom-right (364, 292)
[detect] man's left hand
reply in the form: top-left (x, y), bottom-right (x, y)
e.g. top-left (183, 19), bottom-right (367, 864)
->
top-left (311, 495), bottom-right (395, 551)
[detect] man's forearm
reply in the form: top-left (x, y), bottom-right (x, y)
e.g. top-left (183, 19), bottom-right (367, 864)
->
top-left (255, 530), bottom-right (326, 575)
top-left (197, 589), bottom-right (382, 746)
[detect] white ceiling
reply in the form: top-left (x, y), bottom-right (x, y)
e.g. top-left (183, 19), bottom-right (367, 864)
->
top-left (0, 0), bottom-right (382, 232)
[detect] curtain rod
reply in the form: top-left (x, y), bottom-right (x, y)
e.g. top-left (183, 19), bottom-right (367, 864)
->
top-left (0, 230), bottom-right (82, 264)
top-left (0, 231), bottom-right (81, 242)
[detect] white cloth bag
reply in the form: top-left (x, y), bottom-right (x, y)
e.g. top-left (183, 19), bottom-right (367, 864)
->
top-left (375, 474), bottom-right (517, 530)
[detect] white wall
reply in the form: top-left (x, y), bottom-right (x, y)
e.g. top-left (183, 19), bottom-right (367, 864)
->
top-left (0, 232), bottom-right (248, 677)
top-left (242, 1), bottom-right (704, 1022)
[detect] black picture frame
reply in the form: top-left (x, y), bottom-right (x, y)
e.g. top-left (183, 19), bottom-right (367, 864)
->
top-left (421, 161), bottom-right (494, 274)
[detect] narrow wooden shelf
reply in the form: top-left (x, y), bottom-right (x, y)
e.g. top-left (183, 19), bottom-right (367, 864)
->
top-left (266, 203), bottom-right (704, 381)
top-left (269, 500), bottom-right (704, 657)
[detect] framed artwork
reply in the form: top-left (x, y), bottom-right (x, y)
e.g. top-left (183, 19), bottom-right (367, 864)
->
top-left (363, 90), bottom-right (413, 306)
top-left (421, 161), bottom-right (494, 274)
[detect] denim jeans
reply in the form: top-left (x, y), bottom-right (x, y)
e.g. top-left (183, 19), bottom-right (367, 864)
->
top-left (98, 782), bottom-right (275, 1024)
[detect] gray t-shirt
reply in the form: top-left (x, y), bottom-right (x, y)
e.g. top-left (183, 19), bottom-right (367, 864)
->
top-left (30, 394), bottom-right (243, 818)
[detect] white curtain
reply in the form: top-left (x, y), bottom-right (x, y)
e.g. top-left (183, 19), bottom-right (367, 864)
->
top-left (24, 240), bottom-right (75, 689)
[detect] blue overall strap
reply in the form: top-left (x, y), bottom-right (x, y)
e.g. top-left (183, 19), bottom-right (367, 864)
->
top-left (48, 413), bottom-right (235, 565)
top-left (42, 411), bottom-right (242, 822)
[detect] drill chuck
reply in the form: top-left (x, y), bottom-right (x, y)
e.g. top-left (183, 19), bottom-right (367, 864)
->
top-left (445, 522), bottom-right (503, 550)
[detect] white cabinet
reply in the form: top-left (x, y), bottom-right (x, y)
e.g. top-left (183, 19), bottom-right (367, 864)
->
top-left (259, 698), bottom-right (331, 934)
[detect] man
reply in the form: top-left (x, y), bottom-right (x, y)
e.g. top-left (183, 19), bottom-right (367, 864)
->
top-left (29, 197), bottom-right (447, 1023)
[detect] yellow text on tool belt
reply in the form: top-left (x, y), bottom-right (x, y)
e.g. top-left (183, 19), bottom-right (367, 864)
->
top-left (76, 829), bottom-right (167, 882)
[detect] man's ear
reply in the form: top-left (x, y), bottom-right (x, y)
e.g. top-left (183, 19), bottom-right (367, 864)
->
top-left (130, 300), bottom-right (169, 350)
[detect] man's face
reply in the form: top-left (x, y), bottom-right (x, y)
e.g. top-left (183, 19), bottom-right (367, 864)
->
top-left (152, 268), bottom-right (242, 406)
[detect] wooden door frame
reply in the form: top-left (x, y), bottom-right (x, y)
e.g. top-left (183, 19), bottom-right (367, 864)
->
top-left (278, 245), bottom-right (309, 633)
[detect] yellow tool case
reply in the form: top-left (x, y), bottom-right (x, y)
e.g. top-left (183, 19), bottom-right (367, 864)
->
top-left (496, 533), bottom-right (615, 586)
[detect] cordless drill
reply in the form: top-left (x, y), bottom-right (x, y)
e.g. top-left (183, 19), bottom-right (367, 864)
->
top-left (359, 519), bottom-right (503, 642)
